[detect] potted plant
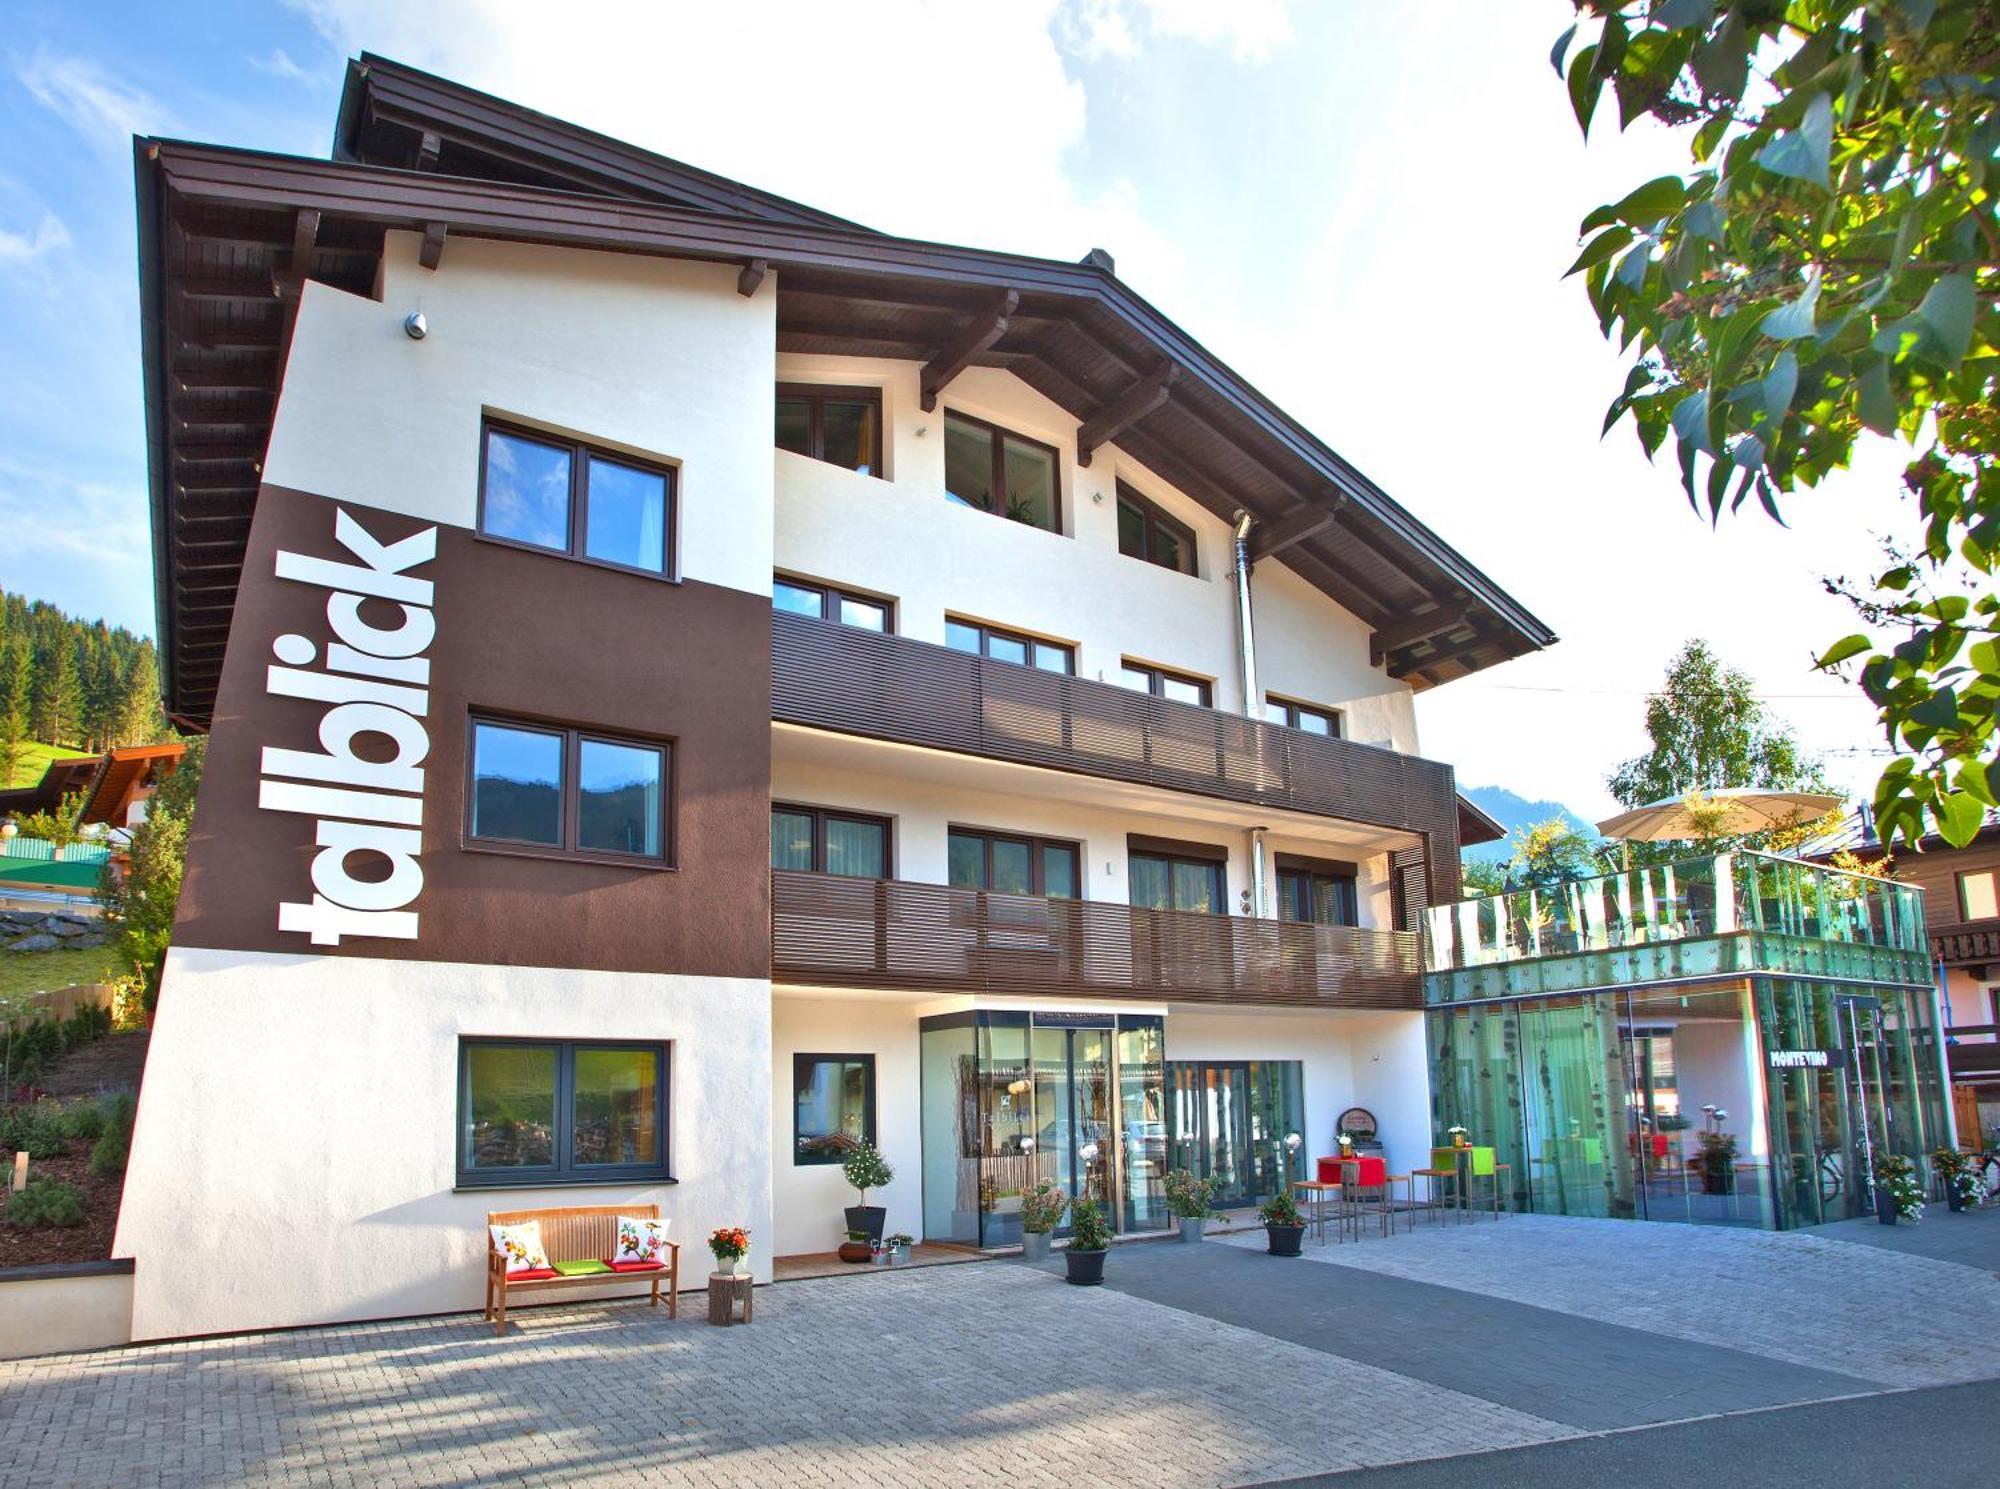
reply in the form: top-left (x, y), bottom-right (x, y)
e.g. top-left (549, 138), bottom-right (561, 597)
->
top-left (1019, 1178), bottom-right (1067, 1262)
top-left (1873, 1152), bottom-right (1923, 1224)
top-left (1260, 1188), bottom-right (1305, 1256)
top-left (1446, 1124), bottom-right (1469, 1149)
top-left (708, 1225), bottom-right (751, 1276)
top-left (841, 1142), bottom-right (894, 1245)
top-left (1163, 1169), bottom-right (1219, 1242)
top-left (1064, 1196), bottom-right (1110, 1285)
top-left (838, 1228), bottom-right (874, 1263)
top-left (883, 1232), bottom-right (914, 1264)
top-left (1933, 1146), bottom-right (1967, 1212)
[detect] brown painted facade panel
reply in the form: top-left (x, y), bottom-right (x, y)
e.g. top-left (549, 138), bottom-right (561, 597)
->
top-left (174, 483), bottom-right (773, 979)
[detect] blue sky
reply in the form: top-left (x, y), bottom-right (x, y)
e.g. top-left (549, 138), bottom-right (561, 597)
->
top-left (0, 1), bottom-right (1910, 819)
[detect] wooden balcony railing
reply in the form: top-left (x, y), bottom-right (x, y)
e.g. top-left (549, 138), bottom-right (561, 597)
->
top-left (1946, 1024), bottom-right (2000, 1080)
top-left (771, 611), bottom-right (1460, 886)
top-left (1931, 920), bottom-right (2000, 967)
top-left (771, 869), bottom-right (1423, 1010)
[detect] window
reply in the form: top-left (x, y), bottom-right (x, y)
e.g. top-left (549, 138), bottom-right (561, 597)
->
top-left (771, 804), bottom-right (891, 878)
top-left (1129, 837), bottom-right (1227, 915)
top-left (1264, 695), bottom-right (1342, 738)
top-left (775, 384), bottom-right (883, 476)
top-left (944, 616), bottom-right (1075, 674)
top-left (1960, 868), bottom-right (1999, 921)
top-left (772, 575), bottom-right (893, 632)
top-left (1276, 855), bottom-right (1359, 927)
top-left (458, 1038), bottom-right (669, 1186)
top-left (1116, 483), bottom-right (1197, 576)
top-left (948, 828), bottom-right (1081, 898)
top-left (793, 1054), bottom-right (876, 1164)
top-left (943, 410), bottom-right (1061, 533)
top-left (468, 717), bottom-right (669, 861)
top-left (479, 422), bottom-right (674, 576)
top-left (1117, 659), bottom-right (1213, 708)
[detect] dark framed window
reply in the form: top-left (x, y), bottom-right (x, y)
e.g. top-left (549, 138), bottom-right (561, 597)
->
top-left (1116, 482), bottom-right (1197, 576)
top-left (793, 1053), bottom-right (876, 1165)
top-left (1117, 659), bottom-right (1213, 708)
top-left (771, 803), bottom-right (892, 878)
top-left (943, 410), bottom-right (1061, 533)
top-left (944, 616), bottom-right (1075, 674)
top-left (467, 716), bottom-right (670, 863)
top-left (478, 421), bottom-right (675, 578)
top-left (1129, 836), bottom-right (1228, 915)
top-left (772, 574), bottom-right (893, 633)
top-left (457, 1038), bottom-right (670, 1187)
top-left (775, 384), bottom-right (883, 476)
top-left (1264, 695), bottom-right (1342, 738)
top-left (1960, 868), bottom-right (1998, 921)
top-left (948, 827), bottom-right (1081, 899)
top-left (1276, 854), bottom-right (1359, 927)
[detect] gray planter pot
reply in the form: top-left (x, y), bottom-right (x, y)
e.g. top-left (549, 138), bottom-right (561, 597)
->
top-left (1020, 1230), bottom-right (1053, 1262)
top-left (1178, 1217), bottom-right (1206, 1243)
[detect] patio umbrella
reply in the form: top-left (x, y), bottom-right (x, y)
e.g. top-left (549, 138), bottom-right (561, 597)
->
top-left (1595, 788), bottom-right (1842, 842)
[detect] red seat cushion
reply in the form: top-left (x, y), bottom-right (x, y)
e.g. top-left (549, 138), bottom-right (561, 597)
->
top-left (1316, 1157), bottom-right (1341, 1184)
top-left (503, 1267), bottom-right (558, 1282)
top-left (605, 1259), bottom-right (665, 1273)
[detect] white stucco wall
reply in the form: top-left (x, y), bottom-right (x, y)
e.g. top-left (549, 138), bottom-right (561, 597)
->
top-left (1164, 1008), bottom-right (1431, 1178)
top-left (769, 996), bottom-right (924, 1257)
top-left (266, 233), bottom-right (777, 597)
top-left (774, 353), bottom-right (1420, 752)
top-left (0, 1269), bottom-right (133, 1360)
top-left (116, 946), bottom-right (773, 1340)
top-left (771, 753), bottom-right (1398, 927)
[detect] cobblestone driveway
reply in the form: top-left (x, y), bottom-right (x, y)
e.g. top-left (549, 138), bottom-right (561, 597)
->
top-left (3, 1214), bottom-right (1996, 1487)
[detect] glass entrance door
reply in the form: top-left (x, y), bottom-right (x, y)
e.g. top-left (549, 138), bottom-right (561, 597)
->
top-left (1032, 1023), bottom-right (1114, 1222)
top-left (1840, 995), bottom-right (1890, 1216)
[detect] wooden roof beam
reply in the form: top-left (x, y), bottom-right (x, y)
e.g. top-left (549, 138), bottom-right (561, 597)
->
top-left (1077, 364), bottom-right (1177, 468)
top-left (1387, 625), bottom-right (1497, 681)
top-left (737, 257), bottom-right (767, 297)
top-left (418, 220), bottom-right (447, 270)
top-left (920, 290), bottom-right (1017, 412)
top-left (1248, 500), bottom-right (1340, 563)
top-left (1370, 600), bottom-right (1476, 667)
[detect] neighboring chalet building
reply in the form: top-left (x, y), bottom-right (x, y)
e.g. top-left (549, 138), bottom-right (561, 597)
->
top-left (119, 56), bottom-right (1553, 1338)
top-left (1806, 809), bottom-right (2000, 1145)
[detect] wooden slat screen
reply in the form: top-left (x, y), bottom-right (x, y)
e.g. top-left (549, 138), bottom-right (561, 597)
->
top-left (1932, 921), bottom-right (2000, 967)
top-left (772, 869), bottom-right (1422, 1010)
top-left (772, 611), bottom-right (1462, 889)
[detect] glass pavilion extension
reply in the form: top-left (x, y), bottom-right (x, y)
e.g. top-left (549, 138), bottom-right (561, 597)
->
top-left (1424, 852), bottom-right (1949, 1230)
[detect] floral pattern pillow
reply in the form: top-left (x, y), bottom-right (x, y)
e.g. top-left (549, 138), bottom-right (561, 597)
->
top-left (613, 1215), bottom-right (670, 1265)
top-left (489, 1220), bottom-right (551, 1275)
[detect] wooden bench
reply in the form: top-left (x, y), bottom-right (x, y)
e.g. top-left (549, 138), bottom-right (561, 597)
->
top-left (485, 1203), bottom-right (679, 1336)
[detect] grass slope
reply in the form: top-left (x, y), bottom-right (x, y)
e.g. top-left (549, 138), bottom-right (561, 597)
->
top-left (4, 740), bottom-right (92, 791)
top-left (0, 945), bottom-right (123, 999)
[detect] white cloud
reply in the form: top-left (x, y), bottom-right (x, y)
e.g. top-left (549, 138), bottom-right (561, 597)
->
top-left (1059, 0), bottom-right (1293, 63)
top-left (250, 47), bottom-right (315, 83)
top-left (15, 47), bottom-right (167, 155)
top-left (0, 211), bottom-right (70, 268)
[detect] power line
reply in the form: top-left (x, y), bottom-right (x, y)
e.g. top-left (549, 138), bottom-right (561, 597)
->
top-left (1445, 683), bottom-right (1867, 701)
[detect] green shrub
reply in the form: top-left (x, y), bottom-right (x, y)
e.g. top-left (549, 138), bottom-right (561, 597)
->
top-left (90, 1092), bottom-right (134, 1178)
top-left (840, 1143), bottom-right (894, 1203)
top-left (4, 1176), bottom-right (86, 1228)
top-left (61, 1100), bottom-right (107, 1143)
top-left (1068, 1196), bottom-right (1111, 1251)
top-left (0, 1102), bottom-right (69, 1159)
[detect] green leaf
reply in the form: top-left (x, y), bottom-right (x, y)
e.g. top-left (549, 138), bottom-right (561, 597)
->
top-left (1935, 789), bottom-right (1985, 848)
top-left (1692, 9), bottom-right (1748, 99)
top-left (1857, 357), bottom-right (1897, 435)
top-left (1569, 43), bottom-right (1603, 137)
top-left (1566, 226), bottom-right (1633, 277)
top-left (1615, 243), bottom-right (1652, 289)
top-left (1763, 349), bottom-right (1799, 423)
top-left (1816, 634), bottom-right (1872, 668)
top-left (1755, 92), bottom-right (1833, 187)
top-left (1609, 175), bottom-right (1687, 225)
top-left (1671, 388), bottom-right (1715, 455)
top-left (1909, 686), bottom-right (1959, 729)
top-left (1913, 274), bottom-right (1976, 367)
top-left (1959, 759), bottom-right (2000, 809)
top-left (1759, 274), bottom-right (1820, 340)
top-left (1683, 199), bottom-right (1723, 241)
top-left (1653, 0), bottom-right (1714, 30)
top-left (1550, 23), bottom-right (1576, 76)
top-left (1892, 0), bottom-right (1938, 34)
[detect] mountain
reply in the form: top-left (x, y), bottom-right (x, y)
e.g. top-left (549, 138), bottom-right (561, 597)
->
top-left (1459, 785), bottom-right (1597, 864)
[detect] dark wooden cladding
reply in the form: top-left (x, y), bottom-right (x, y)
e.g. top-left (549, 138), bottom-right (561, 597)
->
top-left (1932, 920), bottom-right (2000, 967)
top-left (1946, 1026), bottom-right (2000, 1081)
top-left (773, 610), bottom-right (1461, 898)
top-left (772, 870), bottom-right (1421, 1010)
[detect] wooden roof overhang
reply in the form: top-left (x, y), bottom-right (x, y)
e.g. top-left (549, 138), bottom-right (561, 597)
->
top-left (138, 138), bottom-right (1554, 726)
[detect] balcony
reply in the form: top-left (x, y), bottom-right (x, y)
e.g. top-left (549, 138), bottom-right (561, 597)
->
top-left (1946, 1024), bottom-right (2000, 1083)
top-left (771, 610), bottom-right (1458, 859)
top-left (771, 869), bottom-right (1422, 1010)
top-left (1932, 919), bottom-right (2000, 968)
top-left (1424, 851), bottom-right (1935, 1004)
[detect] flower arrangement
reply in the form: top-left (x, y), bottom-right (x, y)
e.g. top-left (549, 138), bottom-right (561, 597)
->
top-left (884, 1232), bottom-right (914, 1249)
top-left (1259, 1189), bottom-right (1303, 1227)
top-left (1019, 1178), bottom-right (1070, 1234)
top-left (1932, 1147), bottom-right (1988, 1209)
top-left (1067, 1196), bottom-right (1111, 1252)
top-left (1873, 1152), bottom-right (1924, 1222)
top-left (708, 1226), bottom-right (750, 1264)
top-left (1446, 1124), bottom-right (1469, 1148)
top-left (1336, 1129), bottom-right (1357, 1154)
top-left (1162, 1169), bottom-right (1219, 1220)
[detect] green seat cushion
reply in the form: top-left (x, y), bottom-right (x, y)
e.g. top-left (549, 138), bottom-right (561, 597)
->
top-left (552, 1259), bottom-right (611, 1277)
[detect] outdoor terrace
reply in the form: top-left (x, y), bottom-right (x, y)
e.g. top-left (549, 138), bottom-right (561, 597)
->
top-left (1423, 851), bottom-right (1933, 1003)
top-left (771, 868), bottom-right (1423, 1009)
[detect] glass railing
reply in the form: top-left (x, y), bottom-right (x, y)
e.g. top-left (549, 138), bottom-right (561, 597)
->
top-left (1424, 851), bottom-right (1927, 973)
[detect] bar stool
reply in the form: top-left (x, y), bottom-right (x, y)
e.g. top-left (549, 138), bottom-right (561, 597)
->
top-left (1412, 1165), bottom-right (1456, 1224)
top-left (1341, 1159), bottom-right (1393, 1239)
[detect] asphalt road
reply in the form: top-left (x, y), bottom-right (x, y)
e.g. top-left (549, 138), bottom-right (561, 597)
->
top-left (1253, 1377), bottom-right (2000, 1488)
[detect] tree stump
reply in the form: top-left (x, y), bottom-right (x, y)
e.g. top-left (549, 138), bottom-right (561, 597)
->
top-left (706, 1271), bottom-right (753, 1326)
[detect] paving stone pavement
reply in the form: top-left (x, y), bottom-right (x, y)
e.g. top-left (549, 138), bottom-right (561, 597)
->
top-left (0, 1262), bottom-right (1565, 1488)
top-left (1216, 1212), bottom-right (2000, 1387)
